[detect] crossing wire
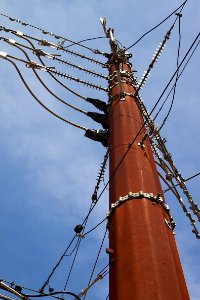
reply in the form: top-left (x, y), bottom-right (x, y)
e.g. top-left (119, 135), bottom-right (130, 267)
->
top-left (158, 13), bottom-right (182, 131)
top-left (0, 38), bottom-right (88, 115)
top-left (1, 35), bottom-right (107, 78)
top-left (83, 228), bottom-right (108, 300)
top-left (1, 56), bottom-right (88, 131)
top-left (18, 33), bottom-right (89, 101)
top-left (125, 0), bottom-right (188, 50)
top-left (163, 172), bottom-right (200, 193)
top-left (0, 12), bottom-right (101, 54)
top-left (153, 36), bottom-right (200, 122)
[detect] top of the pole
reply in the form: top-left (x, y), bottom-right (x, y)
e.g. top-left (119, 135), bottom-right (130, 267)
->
top-left (100, 17), bottom-right (132, 66)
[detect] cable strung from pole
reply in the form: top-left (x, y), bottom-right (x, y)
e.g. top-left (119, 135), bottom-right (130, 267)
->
top-left (1, 56), bottom-right (88, 131)
top-left (0, 25), bottom-right (109, 110)
top-left (135, 23), bottom-right (173, 93)
top-left (76, 264), bottom-right (109, 299)
top-left (0, 25), bottom-right (105, 66)
top-left (40, 200), bottom-right (95, 292)
top-left (25, 291), bottom-right (81, 300)
top-left (84, 218), bottom-right (107, 236)
top-left (158, 13), bottom-right (182, 131)
top-left (83, 228), bottom-right (107, 300)
top-left (163, 172), bottom-right (200, 193)
top-left (63, 36), bottom-right (107, 49)
top-left (18, 33), bottom-right (89, 101)
top-left (0, 12), bottom-right (103, 54)
top-left (125, 0), bottom-right (188, 50)
top-left (1, 36), bottom-right (107, 79)
top-left (0, 38), bottom-right (88, 115)
top-left (0, 51), bottom-right (107, 92)
top-left (91, 148), bottom-right (109, 203)
top-left (0, 280), bottom-right (81, 300)
top-left (153, 37), bottom-right (200, 121)
top-left (62, 237), bottom-right (82, 290)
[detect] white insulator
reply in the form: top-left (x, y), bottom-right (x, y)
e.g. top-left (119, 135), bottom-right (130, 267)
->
top-left (8, 39), bottom-right (16, 44)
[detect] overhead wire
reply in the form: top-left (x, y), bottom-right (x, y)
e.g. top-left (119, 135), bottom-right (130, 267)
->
top-left (153, 36), bottom-right (200, 121)
top-left (62, 36), bottom-right (107, 49)
top-left (18, 33), bottom-right (89, 101)
top-left (24, 291), bottom-right (81, 300)
top-left (0, 25), bottom-right (105, 66)
top-left (125, 0), bottom-right (188, 50)
top-left (76, 264), bottom-right (109, 299)
top-left (62, 237), bottom-right (82, 290)
top-left (0, 51), bottom-right (107, 92)
top-left (158, 13), bottom-right (182, 131)
top-left (0, 280), bottom-right (81, 300)
top-left (1, 56), bottom-right (88, 131)
top-left (39, 202), bottom-right (94, 292)
top-left (84, 218), bottom-right (107, 236)
top-left (83, 228), bottom-right (107, 300)
top-left (163, 172), bottom-right (200, 193)
top-left (0, 37), bottom-right (88, 115)
top-left (0, 35), bottom-right (107, 78)
top-left (0, 12), bottom-right (103, 54)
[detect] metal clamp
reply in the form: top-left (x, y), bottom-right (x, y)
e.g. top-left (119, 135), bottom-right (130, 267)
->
top-left (106, 191), bottom-right (176, 231)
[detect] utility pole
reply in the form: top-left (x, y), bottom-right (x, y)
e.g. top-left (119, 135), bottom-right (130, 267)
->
top-left (101, 20), bottom-right (190, 300)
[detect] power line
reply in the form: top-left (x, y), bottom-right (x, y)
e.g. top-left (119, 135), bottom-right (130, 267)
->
top-left (18, 34), bottom-right (89, 101)
top-left (1, 51), bottom-right (107, 92)
top-left (125, 0), bottom-right (188, 50)
top-left (158, 13), bottom-right (182, 131)
top-left (0, 12), bottom-right (102, 54)
top-left (63, 36), bottom-right (107, 49)
top-left (153, 37), bottom-right (200, 121)
top-left (1, 56), bottom-right (88, 131)
top-left (84, 218), bottom-right (107, 236)
top-left (83, 228), bottom-right (107, 300)
top-left (0, 39), bottom-right (88, 115)
top-left (163, 172), bottom-right (200, 193)
top-left (0, 25), bottom-right (105, 66)
top-left (1, 35), bottom-right (107, 79)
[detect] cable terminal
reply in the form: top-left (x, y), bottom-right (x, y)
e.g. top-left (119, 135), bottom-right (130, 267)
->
top-left (0, 51), bottom-right (7, 58)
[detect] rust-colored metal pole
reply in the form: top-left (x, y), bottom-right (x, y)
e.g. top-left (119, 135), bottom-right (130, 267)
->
top-left (107, 52), bottom-right (189, 299)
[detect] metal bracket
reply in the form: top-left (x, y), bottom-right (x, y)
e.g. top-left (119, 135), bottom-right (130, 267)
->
top-left (106, 191), bottom-right (176, 231)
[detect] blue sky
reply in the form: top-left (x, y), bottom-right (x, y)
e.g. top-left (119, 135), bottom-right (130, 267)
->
top-left (0, 0), bottom-right (199, 299)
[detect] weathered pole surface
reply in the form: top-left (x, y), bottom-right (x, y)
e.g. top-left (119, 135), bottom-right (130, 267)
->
top-left (107, 50), bottom-right (189, 299)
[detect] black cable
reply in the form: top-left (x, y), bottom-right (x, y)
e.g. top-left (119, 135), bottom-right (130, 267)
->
top-left (0, 12), bottom-right (100, 54)
top-left (154, 38), bottom-right (200, 121)
top-left (83, 228), bottom-right (107, 300)
top-left (63, 36), bottom-right (107, 49)
top-left (163, 172), bottom-right (200, 193)
top-left (125, 0), bottom-right (188, 50)
top-left (24, 291), bottom-right (81, 300)
top-left (158, 14), bottom-right (182, 131)
top-left (2, 57), bottom-right (87, 131)
top-left (39, 235), bottom-right (77, 292)
top-left (84, 218), bottom-right (107, 236)
top-left (63, 238), bottom-right (82, 290)
top-left (3, 40), bottom-right (88, 115)
top-left (19, 35), bottom-right (88, 101)
top-left (62, 201), bottom-right (95, 290)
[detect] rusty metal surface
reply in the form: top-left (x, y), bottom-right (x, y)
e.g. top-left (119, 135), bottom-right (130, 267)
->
top-left (108, 61), bottom-right (189, 300)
